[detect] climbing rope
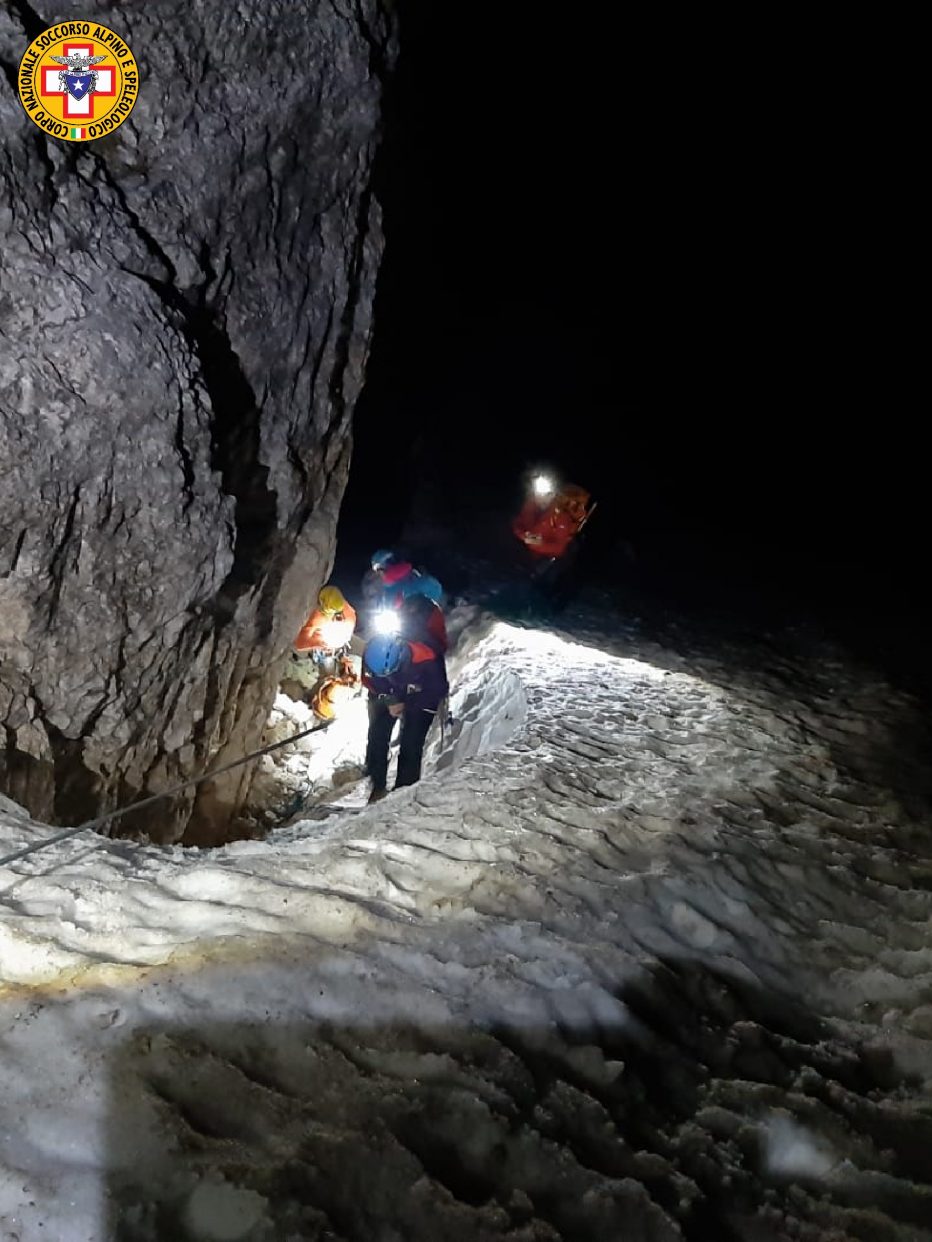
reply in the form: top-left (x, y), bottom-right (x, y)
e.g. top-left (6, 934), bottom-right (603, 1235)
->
top-left (0, 719), bottom-right (329, 870)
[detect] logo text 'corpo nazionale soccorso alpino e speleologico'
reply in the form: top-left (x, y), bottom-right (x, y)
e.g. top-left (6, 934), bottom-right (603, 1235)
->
top-left (18, 20), bottom-right (139, 142)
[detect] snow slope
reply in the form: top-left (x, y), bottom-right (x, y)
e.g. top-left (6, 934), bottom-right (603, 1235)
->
top-left (2, 604), bottom-right (932, 1241)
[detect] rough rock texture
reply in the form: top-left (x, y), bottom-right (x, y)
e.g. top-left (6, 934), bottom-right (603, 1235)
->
top-left (0, 0), bottom-right (393, 842)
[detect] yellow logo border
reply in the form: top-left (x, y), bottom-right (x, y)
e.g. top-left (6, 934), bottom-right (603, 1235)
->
top-left (17, 21), bottom-right (139, 143)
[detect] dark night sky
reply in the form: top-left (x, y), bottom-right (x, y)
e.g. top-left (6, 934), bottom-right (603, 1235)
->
top-left (338, 7), bottom-right (919, 614)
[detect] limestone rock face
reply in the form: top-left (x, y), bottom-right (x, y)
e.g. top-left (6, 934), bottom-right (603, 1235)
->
top-left (0, 1), bottom-right (393, 842)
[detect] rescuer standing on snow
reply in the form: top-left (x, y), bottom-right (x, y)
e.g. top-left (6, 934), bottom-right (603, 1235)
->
top-left (512, 474), bottom-right (596, 608)
top-left (361, 633), bottom-right (449, 802)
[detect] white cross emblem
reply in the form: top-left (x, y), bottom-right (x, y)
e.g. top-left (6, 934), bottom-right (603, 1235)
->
top-left (41, 42), bottom-right (115, 119)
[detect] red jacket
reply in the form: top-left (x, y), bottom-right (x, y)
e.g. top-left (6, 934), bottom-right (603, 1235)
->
top-left (512, 499), bottom-right (584, 559)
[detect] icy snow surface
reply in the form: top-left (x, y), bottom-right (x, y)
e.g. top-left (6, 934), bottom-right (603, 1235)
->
top-left (2, 604), bottom-right (932, 1241)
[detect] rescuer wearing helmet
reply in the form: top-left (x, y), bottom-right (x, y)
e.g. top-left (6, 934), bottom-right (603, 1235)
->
top-left (361, 632), bottom-right (449, 802)
top-left (512, 478), bottom-right (594, 561)
top-left (294, 585), bottom-right (358, 671)
top-left (511, 475), bottom-right (597, 613)
top-left (368, 548), bottom-right (443, 609)
top-left (363, 547), bottom-right (447, 649)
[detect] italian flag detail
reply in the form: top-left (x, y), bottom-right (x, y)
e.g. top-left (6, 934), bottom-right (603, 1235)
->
top-left (69, 127), bottom-right (86, 139)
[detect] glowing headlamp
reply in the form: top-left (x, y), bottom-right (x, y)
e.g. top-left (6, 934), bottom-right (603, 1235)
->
top-left (372, 608), bottom-right (401, 636)
top-left (532, 474), bottom-right (555, 498)
top-left (319, 620), bottom-right (344, 647)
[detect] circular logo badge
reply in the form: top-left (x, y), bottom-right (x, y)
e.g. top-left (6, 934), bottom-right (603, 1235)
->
top-left (17, 21), bottom-right (139, 143)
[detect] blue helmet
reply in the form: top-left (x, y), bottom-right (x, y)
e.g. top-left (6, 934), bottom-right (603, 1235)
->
top-left (371, 548), bottom-right (396, 571)
top-left (365, 635), bottom-right (407, 677)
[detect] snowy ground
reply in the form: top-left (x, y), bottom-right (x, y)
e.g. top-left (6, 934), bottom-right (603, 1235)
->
top-left (2, 599), bottom-right (932, 1241)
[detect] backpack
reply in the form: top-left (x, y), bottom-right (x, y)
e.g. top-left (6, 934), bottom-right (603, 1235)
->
top-left (405, 569), bottom-right (443, 604)
top-left (399, 593), bottom-right (448, 653)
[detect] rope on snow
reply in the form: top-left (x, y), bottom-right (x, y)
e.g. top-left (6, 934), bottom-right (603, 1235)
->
top-left (0, 720), bottom-right (330, 870)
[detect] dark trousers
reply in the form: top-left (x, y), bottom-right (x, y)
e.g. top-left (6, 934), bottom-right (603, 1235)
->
top-left (528, 539), bottom-right (582, 612)
top-left (365, 699), bottom-right (436, 791)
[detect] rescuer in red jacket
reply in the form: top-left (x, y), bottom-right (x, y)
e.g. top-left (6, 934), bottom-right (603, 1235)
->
top-left (512, 480), bottom-right (594, 560)
top-left (509, 476), bottom-right (596, 614)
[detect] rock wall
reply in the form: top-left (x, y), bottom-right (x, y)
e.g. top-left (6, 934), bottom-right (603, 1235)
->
top-left (0, 0), bottom-right (393, 842)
